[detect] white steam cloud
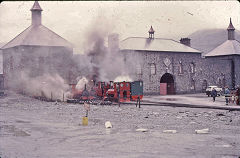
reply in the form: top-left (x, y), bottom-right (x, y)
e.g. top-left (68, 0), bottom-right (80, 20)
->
top-left (9, 71), bottom-right (69, 101)
top-left (74, 14), bottom-right (143, 83)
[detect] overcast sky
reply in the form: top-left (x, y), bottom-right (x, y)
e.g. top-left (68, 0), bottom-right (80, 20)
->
top-left (0, 1), bottom-right (239, 51)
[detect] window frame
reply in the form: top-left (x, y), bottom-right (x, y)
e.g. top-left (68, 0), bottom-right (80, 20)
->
top-left (178, 61), bottom-right (183, 75)
top-left (190, 62), bottom-right (195, 74)
top-left (150, 63), bottom-right (156, 75)
top-left (136, 64), bottom-right (142, 75)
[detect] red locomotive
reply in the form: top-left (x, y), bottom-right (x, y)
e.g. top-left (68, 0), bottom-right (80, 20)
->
top-left (67, 80), bottom-right (143, 104)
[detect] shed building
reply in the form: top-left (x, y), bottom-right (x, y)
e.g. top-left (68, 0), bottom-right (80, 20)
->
top-left (1, 1), bottom-right (73, 88)
top-left (0, 45), bottom-right (4, 91)
top-left (116, 19), bottom-right (239, 95)
top-left (205, 18), bottom-right (240, 89)
top-left (119, 28), bottom-right (203, 95)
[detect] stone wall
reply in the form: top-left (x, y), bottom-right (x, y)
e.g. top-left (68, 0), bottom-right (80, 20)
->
top-left (123, 50), bottom-right (202, 94)
top-left (0, 74), bottom-right (3, 90)
top-left (204, 55), bottom-right (240, 89)
top-left (2, 45), bottom-right (73, 88)
top-left (122, 50), bottom-right (234, 95)
top-left (0, 50), bottom-right (3, 90)
top-left (198, 57), bottom-right (232, 89)
top-left (234, 55), bottom-right (240, 87)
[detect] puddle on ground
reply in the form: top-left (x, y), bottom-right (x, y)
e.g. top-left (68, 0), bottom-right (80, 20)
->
top-left (153, 98), bottom-right (179, 101)
top-left (16, 120), bottom-right (31, 123)
top-left (166, 98), bottom-right (178, 101)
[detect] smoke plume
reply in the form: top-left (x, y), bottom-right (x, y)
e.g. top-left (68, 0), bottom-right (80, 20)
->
top-left (74, 14), bottom-right (142, 83)
top-left (9, 71), bottom-right (69, 101)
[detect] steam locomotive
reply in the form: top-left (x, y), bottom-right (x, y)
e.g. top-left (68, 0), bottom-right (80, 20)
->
top-left (67, 81), bottom-right (143, 104)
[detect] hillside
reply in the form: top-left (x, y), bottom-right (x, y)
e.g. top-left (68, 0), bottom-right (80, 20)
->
top-left (189, 29), bottom-right (240, 55)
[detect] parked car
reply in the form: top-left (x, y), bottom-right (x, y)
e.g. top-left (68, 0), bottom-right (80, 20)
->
top-left (206, 86), bottom-right (222, 97)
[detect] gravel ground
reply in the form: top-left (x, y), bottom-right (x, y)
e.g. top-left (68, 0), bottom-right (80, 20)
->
top-left (1, 91), bottom-right (240, 158)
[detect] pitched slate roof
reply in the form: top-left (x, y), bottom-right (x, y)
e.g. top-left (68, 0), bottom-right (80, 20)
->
top-left (2, 25), bottom-right (73, 49)
top-left (205, 40), bottom-right (240, 57)
top-left (120, 37), bottom-right (201, 53)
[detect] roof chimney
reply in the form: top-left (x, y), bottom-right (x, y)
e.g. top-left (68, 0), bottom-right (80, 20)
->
top-left (148, 26), bottom-right (155, 39)
top-left (227, 18), bottom-right (235, 40)
top-left (31, 1), bottom-right (43, 26)
top-left (180, 38), bottom-right (191, 47)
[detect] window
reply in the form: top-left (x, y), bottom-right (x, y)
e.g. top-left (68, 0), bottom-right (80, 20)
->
top-left (202, 80), bottom-right (208, 91)
top-left (38, 57), bottom-right (44, 68)
top-left (137, 64), bottom-right (142, 75)
top-left (190, 63), bottom-right (195, 74)
top-left (191, 78), bottom-right (195, 90)
top-left (222, 78), bottom-right (226, 87)
top-left (218, 78), bottom-right (222, 88)
top-left (120, 83), bottom-right (123, 87)
top-left (123, 54), bottom-right (127, 63)
top-left (150, 63), bottom-right (156, 75)
top-left (10, 56), bottom-right (13, 70)
top-left (178, 61), bottom-right (183, 74)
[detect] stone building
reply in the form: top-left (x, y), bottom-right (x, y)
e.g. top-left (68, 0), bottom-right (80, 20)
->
top-left (119, 27), bottom-right (202, 95)
top-left (1, 1), bottom-right (73, 88)
top-left (204, 18), bottom-right (240, 89)
top-left (0, 47), bottom-right (4, 91)
top-left (118, 20), bottom-right (239, 95)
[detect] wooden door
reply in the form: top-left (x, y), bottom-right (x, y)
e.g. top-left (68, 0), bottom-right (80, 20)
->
top-left (160, 83), bottom-right (167, 95)
top-left (167, 83), bottom-right (175, 94)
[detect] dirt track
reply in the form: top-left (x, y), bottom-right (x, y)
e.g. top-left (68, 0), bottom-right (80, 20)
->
top-left (1, 91), bottom-right (240, 158)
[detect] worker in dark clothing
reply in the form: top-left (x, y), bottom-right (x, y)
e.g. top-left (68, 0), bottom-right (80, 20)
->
top-left (136, 96), bottom-right (141, 108)
top-left (236, 85), bottom-right (240, 105)
top-left (224, 87), bottom-right (231, 105)
top-left (211, 88), bottom-right (217, 102)
top-left (118, 89), bottom-right (120, 107)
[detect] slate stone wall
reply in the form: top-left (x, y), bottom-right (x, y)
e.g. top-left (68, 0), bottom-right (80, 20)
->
top-left (0, 74), bottom-right (3, 90)
top-left (204, 55), bottom-right (240, 89)
top-left (2, 45), bottom-right (73, 88)
top-left (234, 56), bottom-right (240, 87)
top-left (122, 50), bottom-right (235, 95)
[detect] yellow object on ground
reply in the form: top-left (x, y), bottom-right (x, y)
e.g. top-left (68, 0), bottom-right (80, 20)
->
top-left (82, 117), bottom-right (88, 126)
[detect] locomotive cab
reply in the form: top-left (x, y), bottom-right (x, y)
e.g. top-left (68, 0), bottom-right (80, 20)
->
top-left (130, 81), bottom-right (143, 101)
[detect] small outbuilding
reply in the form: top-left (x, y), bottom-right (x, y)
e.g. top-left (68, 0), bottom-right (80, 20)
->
top-left (205, 18), bottom-right (240, 89)
top-left (1, 1), bottom-right (74, 88)
top-left (0, 46), bottom-right (4, 92)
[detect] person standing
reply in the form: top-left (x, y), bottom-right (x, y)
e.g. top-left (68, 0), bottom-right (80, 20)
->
top-left (224, 87), bottom-right (231, 105)
top-left (136, 96), bottom-right (141, 108)
top-left (211, 88), bottom-right (217, 102)
top-left (236, 85), bottom-right (240, 105)
top-left (231, 91), bottom-right (235, 104)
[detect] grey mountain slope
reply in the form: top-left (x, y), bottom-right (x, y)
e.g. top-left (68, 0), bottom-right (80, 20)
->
top-left (188, 29), bottom-right (240, 55)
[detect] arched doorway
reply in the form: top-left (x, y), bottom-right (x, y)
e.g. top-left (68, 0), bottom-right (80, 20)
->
top-left (160, 73), bottom-right (175, 95)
